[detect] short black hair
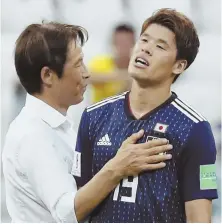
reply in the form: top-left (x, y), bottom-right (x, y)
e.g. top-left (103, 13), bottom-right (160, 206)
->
top-left (114, 23), bottom-right (135, 34)
top-left (141, 8), bottom-right (200, 83)
top-left (15, 22), bottom-right (88, 94)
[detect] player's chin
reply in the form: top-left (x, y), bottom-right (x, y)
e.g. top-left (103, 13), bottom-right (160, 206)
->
top-left (130, 72), bottom-right (154, 86)
top-left (130, 70), bottom-right (148, 80)
top-left (129, 66), bottom-right (145, 77)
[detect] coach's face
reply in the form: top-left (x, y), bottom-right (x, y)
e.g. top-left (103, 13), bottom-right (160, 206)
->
top-left (53, 41), bottom-right (89, 107)
top-left (128, 23), bottom-right (186, 86)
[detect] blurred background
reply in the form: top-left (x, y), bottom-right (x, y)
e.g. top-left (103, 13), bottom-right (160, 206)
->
top-left (1, 0), bottom-right (221, 222)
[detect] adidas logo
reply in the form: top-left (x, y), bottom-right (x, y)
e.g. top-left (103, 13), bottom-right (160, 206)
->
top-left (97, 134), bottom-right (112, 146)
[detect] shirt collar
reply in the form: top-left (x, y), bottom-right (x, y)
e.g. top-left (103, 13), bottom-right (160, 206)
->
top-left (25, 94), bottom-right (72, 129)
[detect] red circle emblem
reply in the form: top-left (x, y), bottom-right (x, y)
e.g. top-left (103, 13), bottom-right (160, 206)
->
top-left (159, 126), bottom-right (163, 130)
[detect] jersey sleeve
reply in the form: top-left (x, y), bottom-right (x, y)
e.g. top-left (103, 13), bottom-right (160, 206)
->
top-left (178, 121), bottom-right (218, 202)
top-left (73, 109), bottom-right (93, 188)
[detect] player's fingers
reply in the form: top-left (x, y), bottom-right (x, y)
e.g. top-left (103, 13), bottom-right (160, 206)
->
top-left (123, 130), bottom-right (144, 145)
top-left (138, 138), bottom-right (169, 149)
top-left (140, 162), bottom-right (166, 171)
top-left (145, 144), bottom-right (173, 156)
top-left (145, 154), bottom-right (172, 164)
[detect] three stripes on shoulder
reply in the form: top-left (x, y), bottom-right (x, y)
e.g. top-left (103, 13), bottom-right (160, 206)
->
top-left (87, 91), bottom-right (206, 124)
top-left (87, 92), bottom-right (127, 112)
top-left (171, 98), bottom-right (206, 123)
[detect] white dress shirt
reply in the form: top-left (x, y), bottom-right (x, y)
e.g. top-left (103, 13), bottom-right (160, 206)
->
top-left (2, 94), bottom-right (79, 223)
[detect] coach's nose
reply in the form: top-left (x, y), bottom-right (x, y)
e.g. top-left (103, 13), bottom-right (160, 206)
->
top-left (82, 63), bottom-right (90, 83)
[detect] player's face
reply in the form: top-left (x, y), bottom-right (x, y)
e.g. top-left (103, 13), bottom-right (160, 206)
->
top-left (128, 23), bottom-right (182, 85)
top-left (113, 31), bottom-right (135, 59)
top-left (53, 41), bottom-right (89, 107)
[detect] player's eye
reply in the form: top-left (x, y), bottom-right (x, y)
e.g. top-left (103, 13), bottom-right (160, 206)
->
top-left (156, 45), bottom-right (165, 50)
top-left (141, 38), bottom-right (148, 43)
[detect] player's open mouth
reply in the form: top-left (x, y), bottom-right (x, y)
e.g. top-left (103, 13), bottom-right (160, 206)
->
top-left (135, 57), bottom-right (149, 67)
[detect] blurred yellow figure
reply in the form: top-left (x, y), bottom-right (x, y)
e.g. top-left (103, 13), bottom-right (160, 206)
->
top-left (89, 24), bottom-right (136, 103)
top-left (89, 55), bottom-right (123, 103)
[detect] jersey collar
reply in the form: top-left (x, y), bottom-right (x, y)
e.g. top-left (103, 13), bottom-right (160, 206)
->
top-left (124, 91), bottom-right (177, 120)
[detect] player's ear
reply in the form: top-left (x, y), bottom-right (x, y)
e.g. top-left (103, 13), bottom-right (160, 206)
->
top-left (172, 60), bottom-right (187, 75)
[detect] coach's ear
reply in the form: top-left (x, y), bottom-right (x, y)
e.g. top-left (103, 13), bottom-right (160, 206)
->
top-left (40, 66), bottom-right (55, 87)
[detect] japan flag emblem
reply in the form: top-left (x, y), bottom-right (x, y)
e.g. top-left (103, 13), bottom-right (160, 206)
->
top-left (154, 123), bottom-right (168, 133)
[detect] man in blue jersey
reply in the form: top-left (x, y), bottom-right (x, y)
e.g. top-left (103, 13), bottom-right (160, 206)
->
top-left (74, 9), bottom-right (218, 222)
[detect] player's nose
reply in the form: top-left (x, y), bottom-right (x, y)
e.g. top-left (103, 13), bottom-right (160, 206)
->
top-left (142, 42), bottom-right (153, 56)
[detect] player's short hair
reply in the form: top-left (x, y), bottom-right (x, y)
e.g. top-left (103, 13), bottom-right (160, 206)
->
top-left (140, 8), bottom-right (200, 83)
top-left (15, 22), bottom-right (88, 94)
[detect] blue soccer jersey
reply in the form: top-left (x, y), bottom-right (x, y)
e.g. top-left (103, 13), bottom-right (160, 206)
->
top-left (74, 92), bottom-right (218, 223)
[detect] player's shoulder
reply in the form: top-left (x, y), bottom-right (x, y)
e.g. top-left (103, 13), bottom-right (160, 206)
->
top-left (170, 93), bottom-right (208, 124)
top-left (86, 91), bottom-right (128, 114)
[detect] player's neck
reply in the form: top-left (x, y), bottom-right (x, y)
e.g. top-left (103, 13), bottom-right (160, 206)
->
top-left (129, 81), bottom-right (171, 119)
